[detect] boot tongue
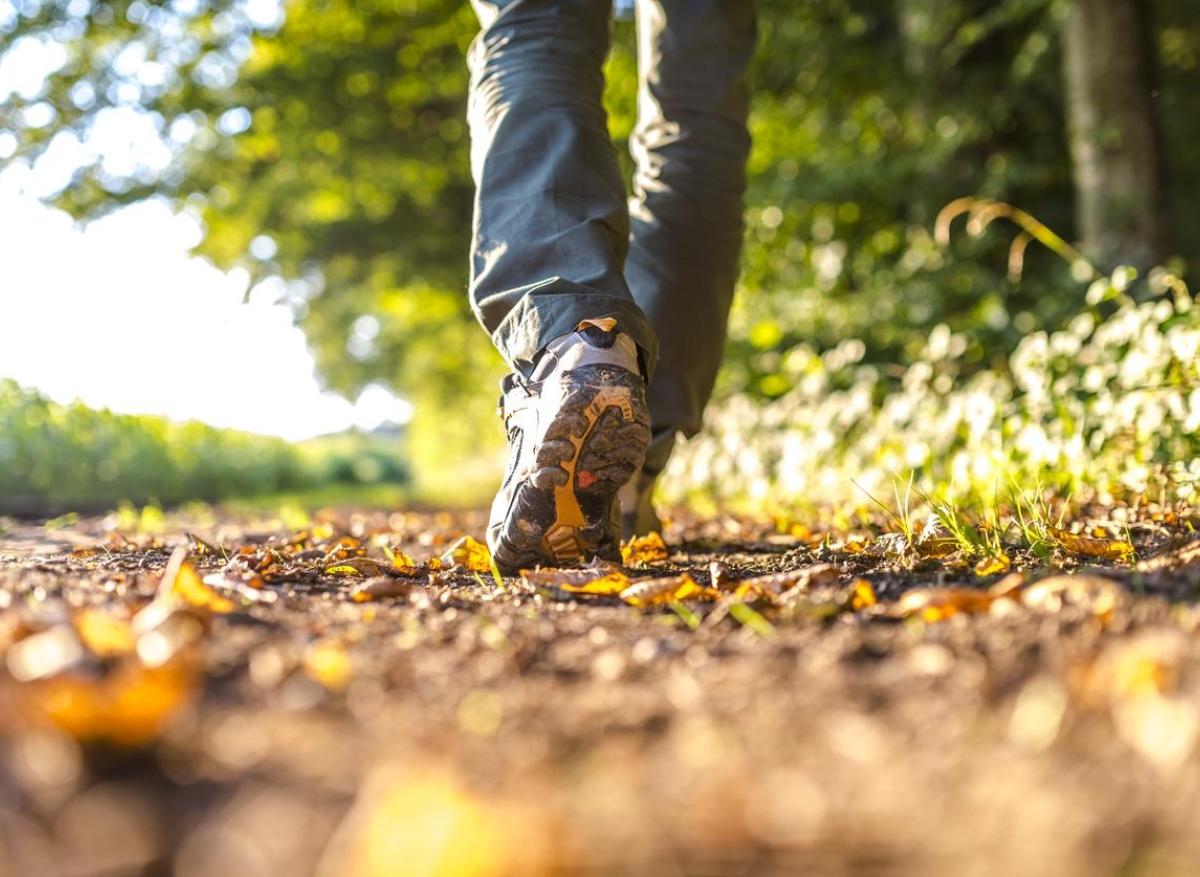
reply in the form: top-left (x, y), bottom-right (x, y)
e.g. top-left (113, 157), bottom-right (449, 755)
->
top-left (576, 317), bottom-right (618, 349)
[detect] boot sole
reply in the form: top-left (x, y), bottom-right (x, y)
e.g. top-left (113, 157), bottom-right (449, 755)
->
top-left (491, 365), bottom-right (651, 571)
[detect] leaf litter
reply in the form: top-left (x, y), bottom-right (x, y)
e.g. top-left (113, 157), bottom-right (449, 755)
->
top-left (2, 502), bottom-right (1200, 873)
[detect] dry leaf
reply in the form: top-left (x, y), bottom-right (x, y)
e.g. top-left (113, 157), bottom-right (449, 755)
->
top-left (74, 610), bottom-right (136, 659)
top-left (975, 554), bottom-right (1011, 576)
top-left (351, 577), bottom-right (414, 603)
top-left (439, 536), bottom-right (493, 573)
top-left (157, 549), bottom-right (235, 614)
top-left (23, 660), bottom-right (197, 747)
top-left (521, 560), bottom-right (626, 590)
top-left (728, 564), bottom-right (839, 601)
top-left (317, 766), bottom-right (551, 877)
top-left (708, 561), bottom-right (733, 590)
top-left (914, 520), bottom-right (959, 557)
top-left (621, 531), bottom-right (669, 566)
top-left (620, 573), bottom-right (720, 608)
top-left (202, 568), bottom-right (276, 603)
top-left (305, 640), bottom-right (353, 690)
top-left (1048, 527), bottom-right (1134, 561)
top-left (560, 573), bottom-right (632, 597)
top-left (850, 579), bottom-right (877, 609)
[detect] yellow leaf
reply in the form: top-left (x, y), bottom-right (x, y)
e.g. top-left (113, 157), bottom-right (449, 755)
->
top-left (974, 554), bottom-right (1011, 577)
top-left (1048, 527), bottom-right (1134, 560)
top-left (521, 560), bottom-right (627, 592)
top-left (850, 578), bottom-right (877, 609)
top-left (620, 573), bottom-right (720, 608)
top-left (439, 536), bottom-right (493, 573)
top-left (326, 564), bottom-right (364, 576)
top-left (169, 559), bottom-right (235, 614)
top-left (560, 573), bottom-right (632, 597)
top-left (620, 531), bottom-right (669, 566)
top-left (321, 767), bottom-right (551, 877)
top-left (305, 640), bottom-right (353, 690)
top-left (73, 611), bottom-right (136, 659)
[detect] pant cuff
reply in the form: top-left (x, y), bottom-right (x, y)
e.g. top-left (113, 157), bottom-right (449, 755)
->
top-left (487, 279), bottom-right (660, 382)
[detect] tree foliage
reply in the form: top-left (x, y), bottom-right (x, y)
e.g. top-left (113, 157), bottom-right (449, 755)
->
top-left (2, 0), bottom-right (1197, 481)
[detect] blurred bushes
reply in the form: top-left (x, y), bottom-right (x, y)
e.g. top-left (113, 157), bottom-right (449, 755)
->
top-left (664, 267), bottom-right (1200, 512)
top-left (0, 380), bottom-right (408, 514)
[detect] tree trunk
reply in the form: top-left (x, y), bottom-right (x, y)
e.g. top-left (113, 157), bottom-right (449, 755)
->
top-left (1063, 0), bottom-right (1170, 269)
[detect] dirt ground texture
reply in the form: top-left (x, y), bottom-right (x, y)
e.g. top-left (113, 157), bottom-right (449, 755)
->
top-left (2, 503), bottom-right (1200, 877)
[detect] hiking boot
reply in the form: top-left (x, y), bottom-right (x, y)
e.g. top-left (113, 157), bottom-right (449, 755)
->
top-left (618, 427), bottom-right (678, 540)
top-left (618, 468), bottom-right (662, 540)
top-left (487, 318), bottom-right (652, 571)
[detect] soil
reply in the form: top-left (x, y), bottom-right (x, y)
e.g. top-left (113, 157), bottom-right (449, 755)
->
top-left (2, 505), bottom-right (1200, 877)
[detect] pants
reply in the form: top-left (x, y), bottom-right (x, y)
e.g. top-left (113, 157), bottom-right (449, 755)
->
top-left (467, 0), bottom-right (755, 474)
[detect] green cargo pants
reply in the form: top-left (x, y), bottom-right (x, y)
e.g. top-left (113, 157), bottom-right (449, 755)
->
top-left (467, 0), bottom-right (756, 474)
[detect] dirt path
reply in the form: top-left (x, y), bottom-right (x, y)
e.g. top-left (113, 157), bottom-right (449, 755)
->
top-left (2, 507), bottom-right (1200, 876)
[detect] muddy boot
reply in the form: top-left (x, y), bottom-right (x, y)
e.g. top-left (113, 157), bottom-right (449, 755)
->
top-left (487, 319), bottom-right (652, 572)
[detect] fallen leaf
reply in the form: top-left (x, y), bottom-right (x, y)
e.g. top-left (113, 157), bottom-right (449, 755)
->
top-left (708, 561), bottom-right (733, 590)
top-left (914, 519), bottom-right (959, 557)
top-left (975, 554), bottom-right (1011, 576)
top-left (202, 568), bottom-right (276, 603)
top-left (305, 640), bottom-right (353, 690)
top-left (317, 766), bottom-right (551, 877)
top-left (24, 660), bottom-right (196, 747)
top-left (561, 573), bottom-right (632, 597)
top-left (324, 556), bottom-right (419, 578)
top-left (326, 564), bottom-right (366, 576)
top-left (73, 610), bottom-right (136, 659)
top-left (620, 573), bottom-right (720, 608)
top-left (439, 536), bottom-right (493, 573)
top-left (521, 560), bottom-right (626, 590)
top-left (621, 531), bottom-right (669, 566)
top-left (728, 564), bottom-right (839, 601)
top-left (186, 533), bottom-right (221, 557)
top-left (1048, 527), bottom-right (1134, 561)
top-left (158, 549), bottom-right (235, 614)
top-left (351, 577), bottom-right (414, 603)
top-left (850, 578), bottom-right (877, 609)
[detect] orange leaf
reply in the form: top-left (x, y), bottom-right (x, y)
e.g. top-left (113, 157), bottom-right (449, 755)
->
top-left (620, 532), bottom-right (669, 566)
top-left (1048, 527), bottom-right (1133, 560)
top-left (26, 661), bottom-right (197, 747)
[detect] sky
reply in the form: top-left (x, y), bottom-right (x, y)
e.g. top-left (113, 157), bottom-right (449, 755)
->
top-left (0, 16), bottom-right (412, 442)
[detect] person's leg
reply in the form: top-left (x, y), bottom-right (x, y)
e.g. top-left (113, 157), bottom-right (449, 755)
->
top-left (622, 0), bottom-right (756, 527)
top-left (468, 0), bottom-right (658, 379)
top-left (469, 0), bottom-right (654, 568)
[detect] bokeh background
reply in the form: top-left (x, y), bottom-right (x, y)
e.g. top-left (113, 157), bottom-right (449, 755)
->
top-left (2, 0), bottom-right (1198, 514)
